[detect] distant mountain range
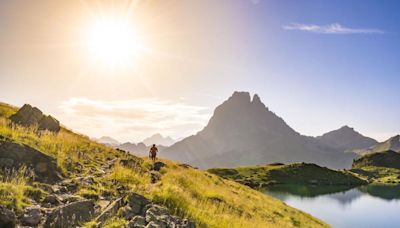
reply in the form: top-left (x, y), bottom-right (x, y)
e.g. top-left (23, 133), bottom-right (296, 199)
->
top-left (354, 135), bottom-right (400, 156)
top-left (143, 134), bottom-right (175, 147)
top-left (94, 134), bottom-right (174, 156)
top-left (93, 136), bottom-right (120, 146)
top-left (162, 91), bottom-right (379, 169)
top-left (315, 125), bottom-right (377, 152)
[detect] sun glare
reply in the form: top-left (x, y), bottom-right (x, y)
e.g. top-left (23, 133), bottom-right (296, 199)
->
top-left (85, 18), bottom-right (144, 67)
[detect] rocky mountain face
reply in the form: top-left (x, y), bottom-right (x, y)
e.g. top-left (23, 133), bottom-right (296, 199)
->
top-left (354, 135), bottom-right (400, 156)
top-left (163, 92), bottom-right (358, 169)
top-left (315, 126), bottom-right (377, 152)
top-left (143, 134), bottom-right (175, 147)
top-left (10, 104), bottom-right (60, 132)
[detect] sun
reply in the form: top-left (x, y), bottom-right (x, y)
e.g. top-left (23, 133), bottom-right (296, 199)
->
top-left (85, 18), bottom-right (144, 67)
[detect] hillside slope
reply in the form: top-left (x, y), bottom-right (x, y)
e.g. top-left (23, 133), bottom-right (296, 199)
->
top-left (163, 91), bottom-right (357, 169)
top-left (0, 102), bottom-right (327, 228)
top-left (209, 163), bottom-right (366, 188)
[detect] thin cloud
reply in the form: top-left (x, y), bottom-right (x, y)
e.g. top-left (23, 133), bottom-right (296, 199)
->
top-left (283, 23), bottom-right (384, 34)
top-left (57, 97), bottom-right (210, 142)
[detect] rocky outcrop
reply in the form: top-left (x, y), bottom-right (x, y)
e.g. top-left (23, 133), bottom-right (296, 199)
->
top-left (0, 137), bottom-right (61, 183)
top-left (21, 206), bottom-right (42, 226)
top-left (10, 104), bottom-right (60, 133)
top-left (44, 200), bottom-right (95, 228)
top-left (0, 205), bottom-right (16, 228)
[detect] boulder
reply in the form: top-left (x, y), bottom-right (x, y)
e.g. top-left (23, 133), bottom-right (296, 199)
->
top-left (0, 138), bottom-right (61, 183)
top-left (0, 205), bottom-right (16, 228)
top-left (121, 205), bottom-right (136, 220)
top-left (44, 200), bottom-right (95, 228)
top-left (145, 205), bottom-right (169, 223)
top-left (145, 221), bottom-right (167, 228)
top-left (152, 162), bottom-right (166, 171)
top-left (150, 171), bottom-right (162, 183)
top-left (10, 104), bottom-right (60, 133)
top-left (128, 215), bottom-right (147, 228)
top-left (38, 115), bottom-right (60, 132)
top-left (126, 193), bottom-right (150, 215)
top-left (95, 197), bottom-right (124, 225)
top-left (21, 205), bottom-right (42, 226)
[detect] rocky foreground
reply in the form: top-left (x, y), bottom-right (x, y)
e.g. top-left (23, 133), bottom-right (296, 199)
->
top-left (0, 136), bottom-right (194, 228)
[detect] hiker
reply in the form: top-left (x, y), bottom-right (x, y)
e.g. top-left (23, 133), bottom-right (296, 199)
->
top-left (149, 144), bottom-right (158, 162)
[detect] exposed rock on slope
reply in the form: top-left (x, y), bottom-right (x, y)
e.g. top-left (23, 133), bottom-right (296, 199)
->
top-left (163, 92), bottom-right (357, 169)
top-left (10, 104), bottom-right (60, 132)
top-left (0, 137), bottom-right (61, 183)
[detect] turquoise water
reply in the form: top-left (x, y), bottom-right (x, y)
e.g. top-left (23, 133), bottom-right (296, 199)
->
top-left (264, 185), bottom-right (400, 228)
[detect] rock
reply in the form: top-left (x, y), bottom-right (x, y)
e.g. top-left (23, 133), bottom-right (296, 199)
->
top-left (38, 115), bottom-right (60, 132)
top-left (120, 158), bottom-right (141, 168)
top-left (75, 176), bottom-right (95, 186)
top-left (0, 158), bottom-right (14, 168)
top-left (10, 104), bottom-right (60, 133)
top-left (95, 197), bottom-right (124, 225)
top-left (181, 219), bottom-right (196, 228)
top-left (44, 200), bottom-right (95, 228)
top-left (128, 215), bottom-right (147, 228)
top-left (150, 171), bottom-right (162, 183)
top-left (0, 138), bottom-right (61, 183)
top-left (0, 205), bottom-right (16, 228)
top-left (121, 205), bottom-right (136, 220)
top-left (127, 193), bottom-right (150, 215)
top-left (51, 185), bottom-right (68, 194)
top-left (152, 162), bottom-right (166, 171)
top-left (21, 205), bottom-right (42, 226)
top-left (145, 205), bottom-right (169, 223)
top-left (42, 194), bottom-right (61, 207)
top-left (58, 194), bottom-right (83, 204)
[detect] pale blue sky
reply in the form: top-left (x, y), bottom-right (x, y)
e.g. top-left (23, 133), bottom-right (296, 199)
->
top-left (0, 0), bottom-right (399, 142)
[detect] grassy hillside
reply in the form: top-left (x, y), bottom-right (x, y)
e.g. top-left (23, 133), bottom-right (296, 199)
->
top-left (352, 150), bottom-right (400, 169)
top-left (349, 151), bottom-right (400, 184)
top-left (208, 163), bottom-right (367, 188)
top-left (0, 103), bottom-right (328, 228)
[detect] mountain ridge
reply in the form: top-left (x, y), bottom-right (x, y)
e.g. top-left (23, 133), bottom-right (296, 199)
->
top-left (163, 91), bottom-right (361, 169)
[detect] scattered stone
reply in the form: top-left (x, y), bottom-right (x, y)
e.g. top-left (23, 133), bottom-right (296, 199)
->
top-left (152, 162), bottom-right (166, 171)
top-left (150, 171), bottom-right (162, 183)
top-left (44, 200), bottom-right (95, 228)
top-left (75, 176), bottom-right (95, 185)
top-left (181, 219), bottom-right (196, 228)
top-left (128, 215), bottom-right (147, 228)
top-left (42, 194), bottom-right (61, 207)
top-left (146, 220), bottom-right (167, 228)
top-left (58, 194), bottom-right (83, 204)
top-left (21, 205), bottom-right (42, 226)
top-left (0, 205), bottom-right (16, 228)
top-left (145, 205), bottom-right (169, 223)
top-left (0, 138), bottom-right (61, 183)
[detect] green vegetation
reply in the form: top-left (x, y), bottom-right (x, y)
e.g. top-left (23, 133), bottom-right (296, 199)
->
top-left (209, 163), bottom-right (367, 188)
top-left (352, 150), bottom-right (400, 169)
top-left (0, 103), bottom-right (328, 227)
top-left (350, 166), bottom-right (400, 184)
top-left (349, 150), bottom-right (400, 184)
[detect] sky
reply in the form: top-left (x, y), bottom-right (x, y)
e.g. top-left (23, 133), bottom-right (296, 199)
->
top-left (0, 0), bottom-right (399, 142)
